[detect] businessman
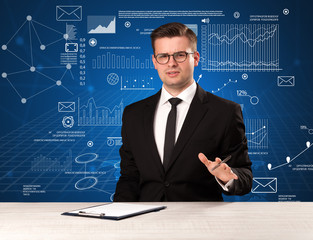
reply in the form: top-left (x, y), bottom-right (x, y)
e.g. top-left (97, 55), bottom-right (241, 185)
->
top-left (114, 22), bottom-right (253, 201)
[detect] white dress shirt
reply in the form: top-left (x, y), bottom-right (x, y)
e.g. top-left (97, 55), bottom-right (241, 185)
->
top-left (153, 80), bottom-right (233, 191)
top-left (154, 81), bottom-right (197, 163)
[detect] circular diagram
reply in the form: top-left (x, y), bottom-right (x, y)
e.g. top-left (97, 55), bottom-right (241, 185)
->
top-left (75, 176), bottom-right (98, 190)
top-left (124, 21), bottom-right (131, 28)
top-left (75, 153), bottom-right (99, 164)
top-left (242, 73), bottom-right (248, 80)
top-left (87, 141), bottom-right (94, 147)
top-left (107, 73), bottom-right (119, 85)
top-left (283, 8), bottom-right (289, 15)
top-left (89, 38), bottom-right (97, 47)
top-left (62, 116), bottom-right (74, 128)
top-left (234, 11), bottom-right (240, 18)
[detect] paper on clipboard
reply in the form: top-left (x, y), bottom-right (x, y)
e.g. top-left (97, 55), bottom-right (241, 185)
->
top-left (62, 203), bottom-right (166, 220)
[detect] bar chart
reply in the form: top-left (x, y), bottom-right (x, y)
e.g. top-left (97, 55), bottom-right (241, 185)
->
top-left (78, 97), bottom-right (123, 126)
top-left (92, 52), bottom-right (154, 70)
top-left (31, 150), bottom-right (73, 172)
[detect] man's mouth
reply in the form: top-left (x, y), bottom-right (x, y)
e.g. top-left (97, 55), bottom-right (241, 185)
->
top-left (166, 71), bottom-right (180, 77)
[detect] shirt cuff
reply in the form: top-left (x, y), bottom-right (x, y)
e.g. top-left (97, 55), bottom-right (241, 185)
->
top-left (215, 177), bottom-right (234, 192)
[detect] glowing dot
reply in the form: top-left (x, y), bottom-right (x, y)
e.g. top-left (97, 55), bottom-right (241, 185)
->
top-left (283, 8), bottom-right (289, 15)
top-left (306, 141), bottom-right (311, 148)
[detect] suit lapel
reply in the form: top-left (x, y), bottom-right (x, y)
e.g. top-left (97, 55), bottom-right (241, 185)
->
top-left (143, 91), bottom-right (165, 174)
top-left (166, 85), bottom-right (209, 172)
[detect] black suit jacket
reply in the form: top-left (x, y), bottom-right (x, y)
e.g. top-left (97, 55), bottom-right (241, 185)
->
top-left (114, 84), bottom-right (252, 201)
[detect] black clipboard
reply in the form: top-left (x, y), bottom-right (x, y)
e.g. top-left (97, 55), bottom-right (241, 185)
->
top-left (62, 203), bottom-right (167, 220)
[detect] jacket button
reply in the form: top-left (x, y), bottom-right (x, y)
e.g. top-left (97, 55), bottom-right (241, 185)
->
top-left (164, 181), bottom-right (170, 187)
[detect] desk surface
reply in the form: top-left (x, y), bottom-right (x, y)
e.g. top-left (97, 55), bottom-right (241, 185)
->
top-left (1, 202), bottom-right (313, 240)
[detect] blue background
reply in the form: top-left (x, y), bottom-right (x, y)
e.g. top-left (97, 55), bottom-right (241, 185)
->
top-left (1, 0), bottom-right (313, 202)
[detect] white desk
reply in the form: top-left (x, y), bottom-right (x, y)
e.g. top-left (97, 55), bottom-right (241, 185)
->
top-left (1, 202), bottom-right (313, 240)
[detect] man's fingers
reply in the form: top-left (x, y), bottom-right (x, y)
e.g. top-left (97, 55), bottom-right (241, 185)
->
top-left (226, 167), bottom-right (238, 180)
top-left (199, 154), bottom-right (237, 180)
top-left (199, 153), bottom-right (238, 182)
top-left (199, 154), bottom-right (226, 170)
top-left (224, 164), bottom-right (234, 174)
top-left (230, 170), bottom-right (238, 180)
top-left (198, 153), bottom-right (212, 168)
top-left (198, 153), bottom-right (238, 182)
top-left (198, 153), bottom-right (208, 163)
top-left (215, 157), bottom-right (222, 163)
top-left (219, 163), bottom-right (227, 171)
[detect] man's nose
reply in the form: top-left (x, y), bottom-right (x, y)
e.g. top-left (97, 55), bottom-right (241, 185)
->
top-left (167, 55), bottom-right (178, 67)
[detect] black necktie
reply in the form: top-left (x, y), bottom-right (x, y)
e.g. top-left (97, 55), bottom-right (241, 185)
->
top-left (163, 98), bottom-right (182, 170)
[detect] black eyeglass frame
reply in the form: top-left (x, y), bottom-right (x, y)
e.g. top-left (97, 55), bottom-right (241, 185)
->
top-left (154, 51), bottom-right (195, 65)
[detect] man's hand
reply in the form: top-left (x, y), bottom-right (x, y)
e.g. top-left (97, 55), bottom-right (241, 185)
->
top-left (198, 153), bottom-right (238, 184)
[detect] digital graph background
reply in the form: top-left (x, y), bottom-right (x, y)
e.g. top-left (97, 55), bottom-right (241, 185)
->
top-left (1, 0), bottom-right (313, 202)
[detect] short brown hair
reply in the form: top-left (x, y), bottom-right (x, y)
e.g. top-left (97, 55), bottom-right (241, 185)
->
top-left (150, 22), bottom-right (197, 53)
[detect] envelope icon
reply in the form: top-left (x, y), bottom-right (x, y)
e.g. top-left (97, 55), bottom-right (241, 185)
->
top-left (65, 43), bottom-right (78, 52)
top-left (252, 177), bottom-right (277, 193)
top-left (58, 102), bottom-right (75, 112)
top-left (56, 6), bottom-right (82, 21)
top-left (277, 76), bottom-right (295, 87)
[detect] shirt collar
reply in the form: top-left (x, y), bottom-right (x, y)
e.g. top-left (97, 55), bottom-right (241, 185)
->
top-left (159, 81), bottom-right (197, 106)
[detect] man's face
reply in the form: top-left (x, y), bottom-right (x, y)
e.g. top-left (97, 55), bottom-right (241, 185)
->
top-left (152, 36), bottom-right (200, 93)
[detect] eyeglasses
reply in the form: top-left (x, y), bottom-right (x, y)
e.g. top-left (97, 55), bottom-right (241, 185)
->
top-left (154, 51), bottom-right (195, 65)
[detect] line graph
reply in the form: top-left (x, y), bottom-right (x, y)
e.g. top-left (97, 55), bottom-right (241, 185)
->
top-left (201, 24), bottom-right (280, 71)
top-left (268, 141), bottom-right (313, 170)
top-left (245, 119), bottom-right (268, 149)
top-left (211, 78), bottom-right (237, 93)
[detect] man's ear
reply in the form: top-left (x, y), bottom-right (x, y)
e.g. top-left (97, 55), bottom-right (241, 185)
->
top-left (152, 54), bottom-right (157, 69)
top-left (194, 51), bottom-right (200, 67)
